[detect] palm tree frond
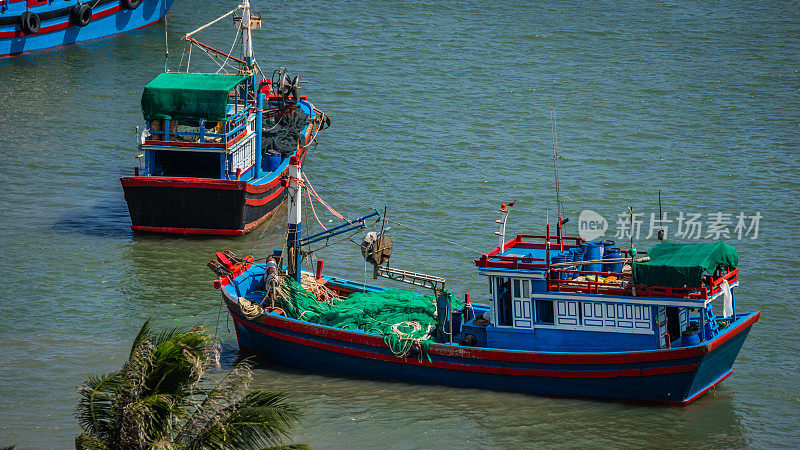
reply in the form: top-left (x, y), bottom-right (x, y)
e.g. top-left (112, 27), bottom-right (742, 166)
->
top-left (75, 372), bottom-right (127, 439)
top-left (185, 391), bottom-right (301, 450)
top-left (74, 433), bottom-right (110, 450)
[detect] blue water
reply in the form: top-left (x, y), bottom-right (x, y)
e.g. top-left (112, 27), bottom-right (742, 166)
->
top-left (1, 0), bottom-right (798, 447)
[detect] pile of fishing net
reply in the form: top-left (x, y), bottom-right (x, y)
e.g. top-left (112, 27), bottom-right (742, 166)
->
top-left (261, 105), bottom-right (309, 159)
top-left (275, 276), bottom-right (462, 358)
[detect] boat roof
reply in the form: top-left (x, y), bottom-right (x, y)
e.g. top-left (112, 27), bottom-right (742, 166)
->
top-left (140, 72), bottom-right (249, 122)
top-left (632, 241), bottom-right (738, 288)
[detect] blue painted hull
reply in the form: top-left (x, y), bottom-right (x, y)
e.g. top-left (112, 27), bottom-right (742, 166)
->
top-left (225, 289), bottom-right (758, 404)
top-left (0, 0), bottom-right (174, 57)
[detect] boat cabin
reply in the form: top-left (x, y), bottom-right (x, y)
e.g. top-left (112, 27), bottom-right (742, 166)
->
top-left (468, 234), bottom-right (739, 352)
top-left (138, 72), bottom-right (310, 181)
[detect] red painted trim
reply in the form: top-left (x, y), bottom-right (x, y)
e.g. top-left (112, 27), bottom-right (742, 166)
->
top-left (0, 5), bottom-right (121, 39)
top-left (132, 225), bottom-right (245, 235)
top-left (671, 370), bottom-right (733, 405)
top-left (143, 140), bottom-right (227, 149)
top-left (258, 310), bottom-right (705, 365)
top-left (245, 176), bottom-right (282, 194)
top-left (233, 315), bottom-right (698, 378)
top-left (120, 176), bottom-right (247, 191)
top-left (244, 185), bottom-right (283, 206)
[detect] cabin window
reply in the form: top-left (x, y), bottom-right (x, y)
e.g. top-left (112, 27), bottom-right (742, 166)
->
top-left (513, 279), bottom-right (521, 297)
top-left (152, 150), bottom-right (221, 178)
top-left (496, 277), bottom-right (513, 326)
top-left (535, 300), bottom-right (554, 324)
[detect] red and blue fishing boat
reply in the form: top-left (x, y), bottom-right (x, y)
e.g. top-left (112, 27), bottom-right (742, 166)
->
top-left (0, 0), bottom-right (174, 57)
top-left (210, 159), bottom-right (759, 404)
top-left (121, 1), bottom-right (328, 235)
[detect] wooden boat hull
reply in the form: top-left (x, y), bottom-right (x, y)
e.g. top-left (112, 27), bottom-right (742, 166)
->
top-left (223, 285), bottom-right (758, 404)
top-left (0, 0), bottom-right (174, 57)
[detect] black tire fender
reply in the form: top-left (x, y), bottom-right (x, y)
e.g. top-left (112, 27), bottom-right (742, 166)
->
top-left (121, 0), bottom-right (142, 10)
top-left (70, 4), bottom-right (92, 27)
top-left (19, 11), bottom-right (41, 35)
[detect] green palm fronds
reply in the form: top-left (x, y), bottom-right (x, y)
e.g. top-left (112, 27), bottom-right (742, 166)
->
top-left (75, 319), bottom-right (302, 449)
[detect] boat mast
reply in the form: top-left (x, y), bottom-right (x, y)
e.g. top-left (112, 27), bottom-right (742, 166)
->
top-left (286, 156), bottom-right (303, 282)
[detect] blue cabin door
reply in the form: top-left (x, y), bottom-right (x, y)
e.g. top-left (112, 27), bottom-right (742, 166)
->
top-left (512, 279), bottom-right (533, 328)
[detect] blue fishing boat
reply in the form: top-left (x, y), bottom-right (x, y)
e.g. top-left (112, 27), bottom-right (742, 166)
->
top-left (0, 0), bottom-right (174, 57)
top-left (121, 1), bottom-right (328, 235)
top-left (210, 160), bottom-right (759, 404)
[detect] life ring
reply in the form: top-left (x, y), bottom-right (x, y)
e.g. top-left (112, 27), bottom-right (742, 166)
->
top-left (70, 4), bottom-right (92, 28)
top-left (121, 0), bottom-right (142, 10)
top-left (19, 11), bottom-right (40, 35)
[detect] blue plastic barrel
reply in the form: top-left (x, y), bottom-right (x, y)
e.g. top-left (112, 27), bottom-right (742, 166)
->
top-left (569, 247), bottom-right (585, 276)
top-left (263, 151), bottom-right (282, 172)
top-left (562, 251), bottom-right (575, 279)
top-left (551, 253), bottom-right (567, 280)
top-left (603, 247), bottom-right (624, 273)
top-left (602, 240), bottom-right (616, 250)
top-left (582, 241), bottom-right (604, 273)
top-left (681, 328), bottom-right (701, 347)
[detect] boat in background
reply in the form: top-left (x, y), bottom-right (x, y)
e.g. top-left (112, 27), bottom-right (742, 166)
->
top-left (1, 0), bottom-right (174, 57)
top-left (210, 159), bottom-right (759, 405)
top-left (121, 1), bottom-right (329, 235)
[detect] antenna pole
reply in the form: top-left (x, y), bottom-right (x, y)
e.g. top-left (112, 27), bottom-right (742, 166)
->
top-left (657, 190), bottom-right (665, 241)
top-left (551, 107), bottom-right (563, 251)
top-left (163, 14), bottom-right (169, 72)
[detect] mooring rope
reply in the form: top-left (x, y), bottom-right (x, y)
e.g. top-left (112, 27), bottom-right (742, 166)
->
top-left (384, 217), bottom-right (483, 255)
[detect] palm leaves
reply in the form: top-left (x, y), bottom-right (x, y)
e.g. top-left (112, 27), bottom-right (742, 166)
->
top-left (75, 319), bottom-right (302, 449)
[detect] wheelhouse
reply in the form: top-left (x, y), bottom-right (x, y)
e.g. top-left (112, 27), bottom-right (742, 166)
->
top-left (471, 234), bottom-right (739, 352)
top-left (139, 72), bottom-right (263, 180)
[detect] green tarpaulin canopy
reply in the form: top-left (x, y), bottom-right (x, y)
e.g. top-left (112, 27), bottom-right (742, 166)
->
top-left (632, 241), bottom-right (738, 288)
top-left (140, 72), bottom-right (248, 122)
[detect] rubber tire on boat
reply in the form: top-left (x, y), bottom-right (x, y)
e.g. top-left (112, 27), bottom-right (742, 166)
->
top-left (19, 11), bottom-right (40, 35)
top-left (70, 4), bottom-right (92, 27)
top-left (121, 0), bottom-right (142, 10)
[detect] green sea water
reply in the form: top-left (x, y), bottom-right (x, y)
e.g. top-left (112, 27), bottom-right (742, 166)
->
top-left (1, 0), bottom-right (798, 447)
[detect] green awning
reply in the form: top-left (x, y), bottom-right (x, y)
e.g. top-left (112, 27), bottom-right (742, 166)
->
top-left (632, 241), bottom-right (738, 288)
top-left (140, 72), bottom-right (248, 122)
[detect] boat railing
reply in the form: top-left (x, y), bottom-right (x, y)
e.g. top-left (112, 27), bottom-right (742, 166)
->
top-left (143, 105), bottom-right (253, 149)
top-left (546, 266), bottom-right (738, 300)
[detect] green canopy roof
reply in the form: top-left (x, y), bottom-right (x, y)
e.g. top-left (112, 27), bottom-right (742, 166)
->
top-left (140, 72), bottom-right (248, 122)
top-left (632, 241), bottom-right (738, 288)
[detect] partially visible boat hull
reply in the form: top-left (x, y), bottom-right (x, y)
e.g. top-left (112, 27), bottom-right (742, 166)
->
top-left (0, 0), bottom-right (175, 57)
top-left (121, 175), bottom-right (286, 236)
top-left (226, 294), bottom-right (758, 404)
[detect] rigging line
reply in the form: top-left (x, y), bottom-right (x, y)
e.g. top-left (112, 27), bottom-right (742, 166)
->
top-left (302, 172), bottom-right (347, 221)
top-left (305, 187), bottom-right (328, 231)
top-left (186, 42), bottom-right (192, 73)
top-left (304, 228), bottom-right (362, 254)
top-left (384, 217), bottom-right (483, 254)
top-left (248, 200), bottom-right (282, 256)
top-left (178, 45), bottom-right (187, 73)
top-left (215, 26), bottom-right (241, 75)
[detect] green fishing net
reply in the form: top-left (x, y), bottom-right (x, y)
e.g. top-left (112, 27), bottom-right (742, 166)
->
top-left (277, 278), bottom-right (463, 358)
